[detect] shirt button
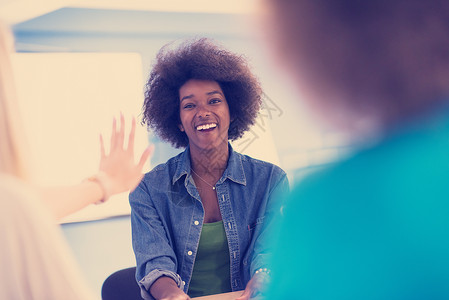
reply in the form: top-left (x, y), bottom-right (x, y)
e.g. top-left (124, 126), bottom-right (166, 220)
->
top-left (187, 251), bottom-right (193, 256)
top-left (194, 220), bottom-right (199, 225)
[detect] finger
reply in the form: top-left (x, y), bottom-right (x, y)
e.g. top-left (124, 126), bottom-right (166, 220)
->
top-left (127, 116), bottom-right (136, 153)
top-left (110, 117), bottom-right (117, 150)
top-left (236, 286), bottom-right (251, 300)
top-left (235, 288), bottom-right (251, 300)
top-left (99, 134), bottom-right (106, 158)
top-left (116, 112), bottom-right (125, 148)
top-left (137, 145), bottom-right (154, 170)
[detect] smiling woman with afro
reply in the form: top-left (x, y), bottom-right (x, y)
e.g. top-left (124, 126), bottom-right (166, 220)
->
top-left (127, 37), bottom-right (289, 300)
top-left (142, 38), bottom-right (262, 148)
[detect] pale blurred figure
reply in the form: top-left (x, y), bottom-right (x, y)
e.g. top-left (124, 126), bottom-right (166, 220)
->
top-left (0, 22), bottom-right (151, 300)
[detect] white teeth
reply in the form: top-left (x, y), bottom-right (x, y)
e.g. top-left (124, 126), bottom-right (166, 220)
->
top-left (196, 123), bottom-right (217, 131)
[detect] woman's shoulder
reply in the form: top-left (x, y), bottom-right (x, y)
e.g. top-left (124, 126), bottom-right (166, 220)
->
top-left (232, 152), bottom-right (288, 190)
top-left (236, 151), bottom-right (286, 176)
top-left (143, 151), bottom-right (185, 178)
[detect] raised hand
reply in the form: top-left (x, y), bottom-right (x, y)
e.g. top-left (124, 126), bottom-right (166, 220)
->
top-left (96, 113), bottom-right (153, 202)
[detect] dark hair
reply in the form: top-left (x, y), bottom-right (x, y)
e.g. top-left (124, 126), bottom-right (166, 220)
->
top-left (142, 38), bottom-right (262, 148)
top-left (268, 0), bottom-right (449, 128)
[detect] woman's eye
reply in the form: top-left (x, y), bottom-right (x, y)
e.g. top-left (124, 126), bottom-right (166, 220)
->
top-left (183, 103), bottom-right (195, 109)
top-left (210, 98), bottom-right (221, 104)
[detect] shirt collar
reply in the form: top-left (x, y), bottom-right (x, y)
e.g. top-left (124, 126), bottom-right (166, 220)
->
top-left (172, 143), bottom-right (246, 186)
top-left (172, 147), bottom-right (191, 185)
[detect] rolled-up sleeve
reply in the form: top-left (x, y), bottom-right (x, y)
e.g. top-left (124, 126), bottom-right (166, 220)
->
top-left (139, 269), bottom-right (184, 300)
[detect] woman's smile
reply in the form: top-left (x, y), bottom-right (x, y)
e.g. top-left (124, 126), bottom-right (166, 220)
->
top-left (196, 123), bottom-right (217, 131)
top-left (179, 79), bottom-right (230, 150)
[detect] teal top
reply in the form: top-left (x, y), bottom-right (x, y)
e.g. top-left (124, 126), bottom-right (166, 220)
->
top-left (188, 220), bottom-right (232, 298)
top-left (266, 109), bottom-right (449, 299)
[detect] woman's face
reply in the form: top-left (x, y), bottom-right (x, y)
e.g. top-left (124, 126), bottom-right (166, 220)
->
top-left (179, 79), bottom-right (231, 151)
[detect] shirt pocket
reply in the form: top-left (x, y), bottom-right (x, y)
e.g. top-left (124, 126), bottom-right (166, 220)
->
top-left (247, 216), bottom-right (265, 232)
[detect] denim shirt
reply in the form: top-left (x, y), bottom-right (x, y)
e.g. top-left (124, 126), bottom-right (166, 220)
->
top-left (130, 145), bottom-right (289, 300)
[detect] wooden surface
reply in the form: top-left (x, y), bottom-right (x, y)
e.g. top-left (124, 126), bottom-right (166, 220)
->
top-left (192, 290), bottom-right (243, 299)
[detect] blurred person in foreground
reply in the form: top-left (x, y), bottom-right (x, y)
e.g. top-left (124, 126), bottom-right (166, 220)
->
top-left (259, 0), bottom-right (449, 299)
top-left (0, 22), bottom-right (152, 300)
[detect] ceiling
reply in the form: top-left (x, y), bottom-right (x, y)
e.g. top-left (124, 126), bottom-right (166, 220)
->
top-left (0, 0), bottom-right (257, 24)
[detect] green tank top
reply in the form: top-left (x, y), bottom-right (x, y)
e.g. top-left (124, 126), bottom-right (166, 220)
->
top-left (187, 220), bottom-right (232, 298)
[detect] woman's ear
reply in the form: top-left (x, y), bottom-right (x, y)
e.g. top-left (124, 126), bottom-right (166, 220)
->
top-left (178, 124), bottom-right (185, 132)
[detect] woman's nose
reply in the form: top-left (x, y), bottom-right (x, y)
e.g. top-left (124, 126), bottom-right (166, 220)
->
top-left (196, 104), bottom-right (211, 118)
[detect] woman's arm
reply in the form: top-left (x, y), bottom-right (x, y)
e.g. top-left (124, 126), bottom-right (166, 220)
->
top-left (236, 270), bottom-right (270, 300)
top-left (150, 277), bottom-right (190, 300)
top-left (40, 114), bottom-right (152, 220)
top-left (130, 180), bottom-right (186, 300)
